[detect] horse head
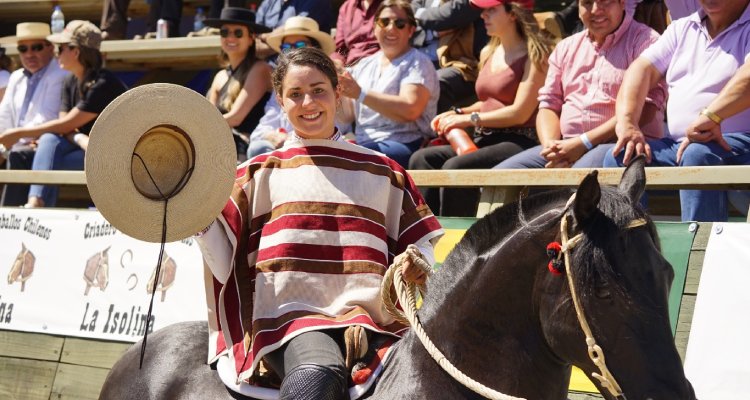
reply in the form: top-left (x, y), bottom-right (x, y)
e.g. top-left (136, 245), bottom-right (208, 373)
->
top-left (537, 156), bottom-right (695, 400)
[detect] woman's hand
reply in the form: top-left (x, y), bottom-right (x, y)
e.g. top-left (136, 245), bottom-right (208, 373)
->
top-left (0, 128), bottom-right (23, 149)
top-left (435, 113), bottom-right (472, 135)
top-left (337, 70), bottom-right (362, 100)
top-left (393, 251), bottom-right (427, 285)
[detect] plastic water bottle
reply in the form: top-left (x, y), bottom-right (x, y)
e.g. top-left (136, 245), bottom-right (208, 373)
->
top-left (51, 6), bottom-right (65, 34)
top-left (193, 7), bottom-right (206, 32)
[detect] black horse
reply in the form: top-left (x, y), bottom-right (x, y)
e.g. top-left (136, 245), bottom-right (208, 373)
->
top-left (99, 158), bottom-right (695, 399)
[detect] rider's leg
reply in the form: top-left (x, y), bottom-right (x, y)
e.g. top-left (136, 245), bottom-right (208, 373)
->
top-left (264, 329), bottom-right (348, 400)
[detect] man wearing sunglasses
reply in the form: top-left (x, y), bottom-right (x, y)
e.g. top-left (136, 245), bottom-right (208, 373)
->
top-left (0, 23), bottom-right (69, 151)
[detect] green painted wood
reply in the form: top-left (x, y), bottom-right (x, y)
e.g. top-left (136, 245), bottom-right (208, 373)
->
top-left (61, 337), bottom-right (131, 369)
top-left (0, 330), bottom-right (63, 361)
top-left (0, 357), bottom-right (56, 400)
top-left (50, 363), bottom-right (110, 400)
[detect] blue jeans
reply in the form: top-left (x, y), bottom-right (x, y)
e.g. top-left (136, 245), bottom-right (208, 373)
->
top-left (247, 139), bottom-right (276, 158)
top-left (494, 143), bottom-right (614, 169)
top-left (359, 138), bottom-right (424, 168)
top-left (603, 132), bottom-right (750, 221)
top-left (28, 133), bottom-right (85, 206)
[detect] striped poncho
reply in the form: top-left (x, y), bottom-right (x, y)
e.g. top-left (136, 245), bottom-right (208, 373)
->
top-left (196, 138), bottom-right (443, 382)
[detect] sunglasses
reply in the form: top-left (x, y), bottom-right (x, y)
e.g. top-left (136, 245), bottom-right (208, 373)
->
top-left (57, 44), bottom-right (76, 54)
top-left (17, 43), bottom-right (46, 54)
top-left (280, 40), bottom-right (311, 52)
top-left (220, 28), bottom-right (246, 38)
top-left (375, 17), bottom-right (409, 30)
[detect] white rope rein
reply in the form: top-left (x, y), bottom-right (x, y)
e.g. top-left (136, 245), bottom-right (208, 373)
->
top-left (381, 245), bottom-right (525, 400)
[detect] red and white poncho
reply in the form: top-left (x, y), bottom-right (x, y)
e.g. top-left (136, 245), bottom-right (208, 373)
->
top-left (196, 138), bottom-right (443, 382)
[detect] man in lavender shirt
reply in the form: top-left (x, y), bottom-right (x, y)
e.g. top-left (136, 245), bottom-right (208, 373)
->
top-left (606, 0), bottom-right (750, 221)
top-left (496, 0), bottom-right (666, 170)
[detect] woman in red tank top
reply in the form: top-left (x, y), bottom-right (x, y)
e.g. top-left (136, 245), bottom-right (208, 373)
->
top-left (408, 0), bottom-right (554, 217)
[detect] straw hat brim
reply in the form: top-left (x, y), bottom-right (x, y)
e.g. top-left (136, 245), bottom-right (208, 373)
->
top-left (265, 28), bottom-right (335, 55)
top-left (0, 34), bottom-right (49, 44)
top-left (85, 83), bottom-right (236, 243)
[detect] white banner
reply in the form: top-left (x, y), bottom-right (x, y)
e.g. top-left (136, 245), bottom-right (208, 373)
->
top-left (0, 208), bottom-right (207, 342)
top-left (684, 223), bottom-right (750, 400)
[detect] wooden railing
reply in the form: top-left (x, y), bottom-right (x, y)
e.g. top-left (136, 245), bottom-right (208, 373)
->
top-left (3, 166), bottom-right (750, 218)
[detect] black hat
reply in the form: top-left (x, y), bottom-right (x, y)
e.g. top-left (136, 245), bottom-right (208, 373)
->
top-left (205, 7), bottom-right (271, 34)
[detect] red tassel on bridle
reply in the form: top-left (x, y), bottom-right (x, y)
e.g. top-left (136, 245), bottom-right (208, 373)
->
top-left (546, 242), bottom-right (564, 276)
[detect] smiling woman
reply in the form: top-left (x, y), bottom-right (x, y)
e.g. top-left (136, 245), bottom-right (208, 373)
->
top-left (192, 47), bottom-right (443, 399)
top-left (336, 0), bottom-right (440, 168)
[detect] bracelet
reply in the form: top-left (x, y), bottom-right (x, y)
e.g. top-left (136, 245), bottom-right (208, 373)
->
top-left (700, 109), bottom-right (723, 124)
top-left (579, 132), bottom-right (594, 150)
top-left (357, 89), bottom-right (367, 103)
top-left (195, 221), bottom-right (214, 237)
top-left (451, 106), bottom-right (463, 114)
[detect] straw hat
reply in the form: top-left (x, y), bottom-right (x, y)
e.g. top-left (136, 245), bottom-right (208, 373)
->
top-left (205, 7), bottom-right (271, 34)
top-left (265, 16), bottom-right (336, 55)
top-left (0, 22), bottom-right (52, 44)
top-left (47, 20), bottom-right (102, 50)
top-left (86, 83), bottom-right (236, 243)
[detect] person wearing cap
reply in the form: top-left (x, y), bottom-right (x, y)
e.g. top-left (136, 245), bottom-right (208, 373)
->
top-left (409, 0), bottom-right (553, 217)
top-left (205, 7), bottom-right (273, 161)
top-left (0, 20), bottom-right (128, 208)
top-left (0, 23), bottom-right (69, 206)
top-left (605, 0), bottom-right (750, 222)
top-left (337, 0), bottom-right (439, 168)
top-left (495, 0), bottom-right (666, 171)
top-left (246, 15), bottom-right (337, 157)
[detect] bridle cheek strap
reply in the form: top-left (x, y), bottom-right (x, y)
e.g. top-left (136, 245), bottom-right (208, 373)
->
top-left (561, 194), bottom-right (645, 400)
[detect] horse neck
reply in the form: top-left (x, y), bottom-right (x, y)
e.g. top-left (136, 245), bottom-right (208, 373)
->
top-left (408, 204), bottom-right (572, 397)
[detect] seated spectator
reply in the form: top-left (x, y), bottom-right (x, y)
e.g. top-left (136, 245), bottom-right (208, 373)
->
top-left (0, 45), bottom-right (12, 103)
top-left (205, 7), bottom-right (273, 161)
top-left (411, 0), bottom-right (488, 112)
top-left (409, 0), bottom-right (552, 217)
top-left (331, 0), bottom-right (383, 67)
top-left (0, 22), bottom-right (69, 206)
top-left (254, 0), bottom-right (334, 59)
top-left (0, 21), bottom-right (127, 208)
top-left (247, 16), bottom-right (336, 157)
top-left (664, 0), bottom-right (699, 20)
top-left (496, 0), bottom-right (665, 171)
top-left (337, 0), bottom-right (439, 168)
top-left (605, 0), bottom-right (750, 222)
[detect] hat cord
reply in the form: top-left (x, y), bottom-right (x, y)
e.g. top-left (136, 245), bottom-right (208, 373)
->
top-left (130, 152), bottom-right (194, 369)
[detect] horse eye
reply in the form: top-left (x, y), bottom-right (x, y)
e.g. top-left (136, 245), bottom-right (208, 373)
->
top-left (595, 283), bottom-right (612, 299)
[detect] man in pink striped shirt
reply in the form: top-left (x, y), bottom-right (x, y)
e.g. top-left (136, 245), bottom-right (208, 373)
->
top-left (496, 0), bottom-right (667, 169)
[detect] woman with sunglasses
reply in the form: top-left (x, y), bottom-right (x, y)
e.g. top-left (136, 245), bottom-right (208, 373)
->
top-left (408, 0), bottom-right (554, 216)
top-left (205, 7), bottom-right (273, 162)
top-left (0, 20), bottom-right (127, 208)
top-left (197, 47), bottom-right (442, 399)
top-left (245, 16), bottom-right (337, 157)
top-left (337, 0), bottom-right (439, 168)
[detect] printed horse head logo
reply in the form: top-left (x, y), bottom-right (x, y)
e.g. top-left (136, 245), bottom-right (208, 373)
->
top-left (7, 243), bottom-right (36, 292)
top-left (83, 246), bottom-right (110, 295)
top-left (147, 252), bottom-right (177, 302)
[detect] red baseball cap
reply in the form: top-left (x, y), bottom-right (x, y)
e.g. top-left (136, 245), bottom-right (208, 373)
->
top-left (469, 0), bottom-right (534, 10)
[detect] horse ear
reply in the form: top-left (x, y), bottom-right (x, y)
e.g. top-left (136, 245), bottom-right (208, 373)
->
top-left (618, 154), bottom-right (647, 204)
top-left (573, 170), bottom-right (601, 226)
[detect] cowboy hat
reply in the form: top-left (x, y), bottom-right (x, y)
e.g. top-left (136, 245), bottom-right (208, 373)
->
top-left (0, 22), bottom-right (52, 44)
top-left (86, 83), bottom-right (236, 243)
top-left (265, 16), bottom-right (336, 55)
top-left (205, 7), bottom-right (271, 34)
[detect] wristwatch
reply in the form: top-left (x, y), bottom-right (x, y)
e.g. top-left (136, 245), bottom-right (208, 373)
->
top-left (470, 111), bottom-right (481, 127)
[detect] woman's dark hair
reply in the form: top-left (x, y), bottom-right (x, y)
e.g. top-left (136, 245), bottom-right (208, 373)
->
top-left (272, 47), bottom-right (338, 95)
top-left (76, 46), bottom-right (104, 95)
top-left (374, 0), bottom-right (417, 27)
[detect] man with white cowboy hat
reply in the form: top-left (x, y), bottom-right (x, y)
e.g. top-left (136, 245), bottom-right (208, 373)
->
top-left (0, 22), bottom-right (69, 206)
top-left (247, 16), bottom-right (338, 157)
